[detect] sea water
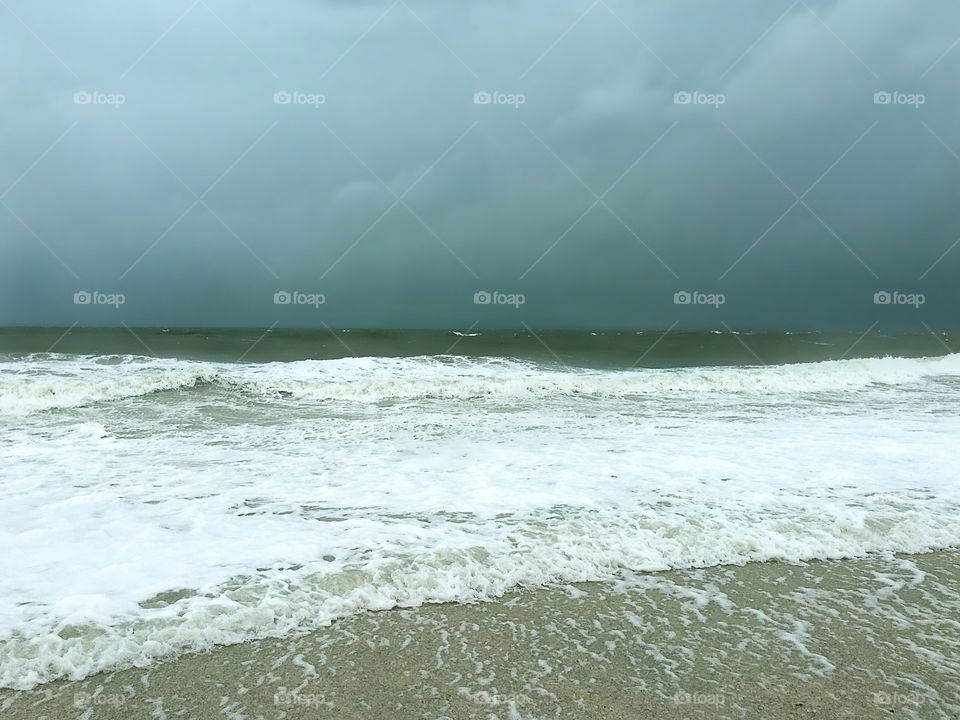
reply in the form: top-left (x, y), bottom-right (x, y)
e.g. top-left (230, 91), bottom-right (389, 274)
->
top-left (1, 329), bottom-right (958, 689)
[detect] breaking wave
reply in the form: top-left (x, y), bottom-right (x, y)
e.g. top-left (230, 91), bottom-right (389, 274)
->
top-left (1, 353), bottom-right (959, 415)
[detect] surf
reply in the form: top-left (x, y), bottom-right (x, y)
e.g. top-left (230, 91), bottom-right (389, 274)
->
top-left (1, 352), bottom-right (960, 415)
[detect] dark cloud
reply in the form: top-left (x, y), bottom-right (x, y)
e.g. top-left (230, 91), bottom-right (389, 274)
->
top-left (1, 0), bottom-right (959, 330)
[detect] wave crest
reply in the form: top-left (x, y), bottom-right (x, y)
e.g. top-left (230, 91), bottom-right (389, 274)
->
top-left (1, 353), bottom-right (959, 414)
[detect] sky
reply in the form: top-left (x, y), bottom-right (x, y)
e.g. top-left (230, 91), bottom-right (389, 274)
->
top-left (1, 0), bottom-right (959, 330)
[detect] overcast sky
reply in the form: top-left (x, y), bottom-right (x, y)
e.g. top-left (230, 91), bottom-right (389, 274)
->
top-left (1, 0), bottom-right (958, 330)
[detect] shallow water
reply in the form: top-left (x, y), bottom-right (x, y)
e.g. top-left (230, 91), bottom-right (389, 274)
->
top-left (2, 552), bottom-right (958, 719)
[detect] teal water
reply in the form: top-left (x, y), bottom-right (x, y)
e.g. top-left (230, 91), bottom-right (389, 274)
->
top-left (0, 327), bottom-right (954, 367)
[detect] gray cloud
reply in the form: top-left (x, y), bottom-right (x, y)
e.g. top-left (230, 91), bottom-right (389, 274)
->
top-left (1, 0), bottom-right (959, 330)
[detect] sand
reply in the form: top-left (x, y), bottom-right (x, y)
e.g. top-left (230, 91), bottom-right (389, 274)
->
top-left (2, 550), bottom-right (958, 719)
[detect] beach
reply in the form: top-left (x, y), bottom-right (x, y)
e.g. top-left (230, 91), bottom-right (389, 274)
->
top-left (2, 551), bottom-right (957, 719)
top-left (5, 0), bottom-right (960, 714)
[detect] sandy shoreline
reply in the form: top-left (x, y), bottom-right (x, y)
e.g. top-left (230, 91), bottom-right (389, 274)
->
top-left (3, 550), bottom-right (958, 719)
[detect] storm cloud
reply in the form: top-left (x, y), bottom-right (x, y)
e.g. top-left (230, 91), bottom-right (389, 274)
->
top-left (1, 0), bottom-right (959, 330)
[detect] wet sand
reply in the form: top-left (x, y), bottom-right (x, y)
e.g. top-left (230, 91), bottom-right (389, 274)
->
top-left (3, 550), bottom-right (958, 719)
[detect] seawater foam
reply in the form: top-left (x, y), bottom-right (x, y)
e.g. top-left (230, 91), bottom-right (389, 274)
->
top-left (1, 352), bottom-right (960, 689)
top-left (2, 352), bottom-right (960, 414)
top-left (0, 360), bottom-right (218, 415)
top-left (2, 495), bottom-right (959, 690)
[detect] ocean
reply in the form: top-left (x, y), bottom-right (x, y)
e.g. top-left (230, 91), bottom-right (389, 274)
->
top-left (1, 328), bottom-right (959, 713)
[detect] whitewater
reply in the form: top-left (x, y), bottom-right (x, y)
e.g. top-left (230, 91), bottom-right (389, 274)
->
top-left (2, 351), bottom-right (960, 689)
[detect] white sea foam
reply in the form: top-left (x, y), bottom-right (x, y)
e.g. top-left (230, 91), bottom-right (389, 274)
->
top-left (1, 352), bottom-right (959, 688)
top-left (1, 352), bottom-right (959, 415)
top-left (0, 358), bottom-right (218, 415)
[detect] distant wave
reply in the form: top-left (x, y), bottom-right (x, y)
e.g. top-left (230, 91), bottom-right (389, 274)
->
top-left (2, 353), bottom-right (960, 414)
top-left (0, 366), bottom-right (219, 415)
